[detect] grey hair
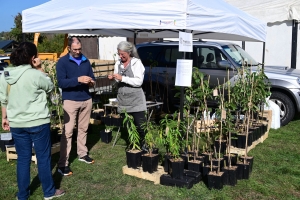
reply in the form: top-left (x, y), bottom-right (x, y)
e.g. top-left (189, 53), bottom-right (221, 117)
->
top-left (117, 41), bottom-right (140, 59)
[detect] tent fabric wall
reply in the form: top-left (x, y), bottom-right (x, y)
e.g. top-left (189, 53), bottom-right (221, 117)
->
top-left (224, 0), bottom-right (300, 23)
top-left (225, 0), bottom-right (300, 69)
top-left (98, 37), bottom-right (126, 61)
top-left (22, 0), bottom-right (266, 42)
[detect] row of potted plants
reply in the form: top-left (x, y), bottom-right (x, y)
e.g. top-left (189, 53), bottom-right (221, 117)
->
top-left (122, 65), bottom-right (270, 189)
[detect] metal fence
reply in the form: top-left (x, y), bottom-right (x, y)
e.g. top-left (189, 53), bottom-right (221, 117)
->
top-left (90, 62), bottom-right (117, 104)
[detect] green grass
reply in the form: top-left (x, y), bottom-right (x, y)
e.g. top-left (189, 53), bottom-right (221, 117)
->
top-left (1, 115), bottom-right (300, 200)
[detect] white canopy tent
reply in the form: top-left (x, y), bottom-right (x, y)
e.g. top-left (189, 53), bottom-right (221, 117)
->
top-left (22, 0), bottom-right (267, 118)
top-left (22, 0), bottom-right (266, 42)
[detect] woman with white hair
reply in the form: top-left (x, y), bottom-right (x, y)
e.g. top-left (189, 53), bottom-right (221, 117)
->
top-left (108, 41), bottom-right (147, 149)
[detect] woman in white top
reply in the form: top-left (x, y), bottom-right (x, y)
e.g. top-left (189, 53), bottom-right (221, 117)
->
top-left (108, 41), bottom-right (147, 149)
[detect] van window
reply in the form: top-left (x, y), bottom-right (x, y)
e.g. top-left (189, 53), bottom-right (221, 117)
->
top-left (137, 46), bottom-right (164, 66)
top-left (192, 46), bottom-right (227, 69)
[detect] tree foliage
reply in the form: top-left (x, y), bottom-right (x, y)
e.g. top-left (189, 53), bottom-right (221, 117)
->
top-left (9, 13), bottom-right (34, 42)
top-left (7, 13), bottom-right (65, 53)
top-left (37, 34), bottom-right (65, 53)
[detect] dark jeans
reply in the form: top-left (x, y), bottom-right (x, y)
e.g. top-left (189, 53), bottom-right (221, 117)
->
top-left (11, 123), bottom-right (56, 200)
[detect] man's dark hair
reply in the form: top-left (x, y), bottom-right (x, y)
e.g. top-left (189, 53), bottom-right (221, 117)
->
top-left (10, 42), bottom-right (37, 66)
top-left (68, 36), bottom-right (81, 47)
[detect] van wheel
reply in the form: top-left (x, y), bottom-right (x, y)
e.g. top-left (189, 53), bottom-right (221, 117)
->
top-left (270, 91), bottom-right (295, 126)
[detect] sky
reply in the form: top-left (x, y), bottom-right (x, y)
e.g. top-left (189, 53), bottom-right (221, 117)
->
top-left (0, 0), bottom-right (50, 32)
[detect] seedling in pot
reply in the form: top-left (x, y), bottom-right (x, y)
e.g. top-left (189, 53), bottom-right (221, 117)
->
top-left (123, 111), bottom-right (140, 151)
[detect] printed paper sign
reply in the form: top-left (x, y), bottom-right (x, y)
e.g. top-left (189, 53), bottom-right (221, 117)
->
top-left (179, 31), bottom-right (193, 52)
top-left (175, 59), bottom-right (193, 87)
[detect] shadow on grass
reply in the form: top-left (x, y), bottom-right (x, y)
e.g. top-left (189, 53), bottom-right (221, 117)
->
top-left (29, 126), bottom-right (102, 194)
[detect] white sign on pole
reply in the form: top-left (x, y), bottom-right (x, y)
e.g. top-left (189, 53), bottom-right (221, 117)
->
top-left (179, 31), bottom-right (193, 52)
top-left (175, 59), bottom-right (193, 87)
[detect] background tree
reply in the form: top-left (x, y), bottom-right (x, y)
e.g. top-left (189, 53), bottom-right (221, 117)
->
top-left (7, 13), bottom-right (64, 53)
top-left (37, 34), bottom-right (65, 53)
top-left (9, 13), bottom-right (35, 42)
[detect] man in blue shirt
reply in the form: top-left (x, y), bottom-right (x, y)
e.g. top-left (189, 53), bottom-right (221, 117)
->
top-left (56, 37), bottom-right (95, 176)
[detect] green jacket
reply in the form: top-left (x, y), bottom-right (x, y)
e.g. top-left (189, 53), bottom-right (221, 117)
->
top-left (0, 64), bottom-right (53, 128)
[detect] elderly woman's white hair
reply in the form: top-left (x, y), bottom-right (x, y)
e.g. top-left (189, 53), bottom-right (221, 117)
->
top-left (117, 41), bottom-right (140, 59)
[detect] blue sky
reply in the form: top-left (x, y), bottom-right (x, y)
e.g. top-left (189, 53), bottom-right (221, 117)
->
top-left (0, 0), bottom-right (50, 32)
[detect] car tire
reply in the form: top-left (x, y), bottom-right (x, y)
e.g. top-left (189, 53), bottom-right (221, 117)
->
top-left (270, 91), bottom-right (295, 126)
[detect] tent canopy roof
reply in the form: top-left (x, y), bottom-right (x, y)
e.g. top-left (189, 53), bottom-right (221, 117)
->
top-left (22, 0), bottom-right (266, 42)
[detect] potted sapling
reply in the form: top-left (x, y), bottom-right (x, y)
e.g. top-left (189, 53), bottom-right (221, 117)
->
top-left (222, 70), bottom-right (238, 186)
top-left (141, 120), bottom-right (160, 173)
top-left (100, 125), bottom-right (114, 144)
top-left (123, 111), bottom-right (142, 169)
top-left (159, 113), bottom-right (185, 179)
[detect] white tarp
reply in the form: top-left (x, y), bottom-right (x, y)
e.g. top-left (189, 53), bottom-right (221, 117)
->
top-left (224, 0), bottom-right (300, 69)
top-left (225, 0), bottom-right (300, 23)
top-left (22, 0), bottom-right (266, 42)
top-left (98, 37), bottom-right (126, 60)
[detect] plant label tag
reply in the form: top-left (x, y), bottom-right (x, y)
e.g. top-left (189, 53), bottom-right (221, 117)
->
top-left (213, 89), bottom-right (218, 96)
top-left (221, 109), bottom-right (226, 119)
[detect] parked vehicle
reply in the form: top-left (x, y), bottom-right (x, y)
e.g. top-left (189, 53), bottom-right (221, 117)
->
top-left (137, 41), bottom-right (300, 126)
top-left (0, 56), bottom-right (10, 75)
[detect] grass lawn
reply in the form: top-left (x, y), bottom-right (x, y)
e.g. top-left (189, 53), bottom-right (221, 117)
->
top-left (0, 114), bottom-right (300, 200)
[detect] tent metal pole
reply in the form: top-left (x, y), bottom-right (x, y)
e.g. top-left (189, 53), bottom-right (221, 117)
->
top-left (179, 29), bottom-right (186, 122)
top-left (291, 19), bottom-right (298, 69)
top-left (242, 41), bottom-right (245, 50)
top-left (262, 42), bottom-right (265, 70)
top-left (180, 52), bottom-right (186, 121)
top-left (133, 32), bottom-right (137, 45)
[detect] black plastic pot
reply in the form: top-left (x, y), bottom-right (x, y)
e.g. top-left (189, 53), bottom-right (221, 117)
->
top-left (231, 138), bottom-right (238, 148)
top-left (169, 159), bottom-right (185, 179)
top-left (263, 123), bottom-right (268, 134)
top-left (126, 150), bottom-right (142, 169)
top-left (223, 153), bottom-right (238, 166)
top-left (207, 171), bottom-right (224, 190)
top-left (184, 169), bottom-right (202, 184)
top-left (201, 152), bottom-right (213, 165)
top-left (180, 154), bottom-right (189, 169)
top-left (160, 174), bottom-right (194, 189)
top-left (164, 154), bottom-right (171, 172)
top-left (240, 156), bottom-right (254, 173)
top-left (188, 160), bottom-right (202, 172)
top-left (202, 165), bottom-right (218, 183)
top-left (248, 131), bottom-right (253, 147)
top-left (214, 140), bottom-right (227, 154)
top-left (222, 166), bottom-right (237, 186)
top-left (249, 127), bottom-right (259, 141)
top-left (212, 158), bottom-right (224, 169)
top-left (236, 162), bottom-right (250, 180)
top-left (237, 133), bottom-right (246, 149)
top-left (142, 153), bottom-right (159, 173)
top-left (100, 130), bottom-right (112, 144)
top-left (0, 139), bottom-right (14, 152)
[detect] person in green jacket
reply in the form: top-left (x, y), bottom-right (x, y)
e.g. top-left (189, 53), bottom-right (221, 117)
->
top-left (0, 42), bottom-right (65, 200)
